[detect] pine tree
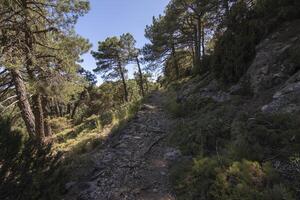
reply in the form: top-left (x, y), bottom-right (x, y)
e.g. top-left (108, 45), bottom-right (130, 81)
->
top-left (92, 36), bottom-right (129, 102)
top-left (0, 0), bottom-right (90, 138)
top-left (120, 33), bottom-right (146, 97)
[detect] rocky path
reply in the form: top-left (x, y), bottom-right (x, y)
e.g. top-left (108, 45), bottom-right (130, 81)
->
top-left (64, 92), bottom-right (180, 200)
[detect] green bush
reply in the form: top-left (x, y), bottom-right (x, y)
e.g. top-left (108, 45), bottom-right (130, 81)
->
top-left (100, 111), bottom-right (113, 126)
top-left (171, 157), bottom-right (220, 200)
top-left (172, 158), bottom-right (295, 200)
top-left (212, 0), bottom-right (300, 84)
top-left (211, 160), bottom-right (294, 200)
top-left (0, 117), bottom-right (62, 200)
top-left (229, 113), bottom-right (300, 161)
top-left (49, 117), bottom-right (71, 134)
top-left (168, 98), bottom-right (236, 156)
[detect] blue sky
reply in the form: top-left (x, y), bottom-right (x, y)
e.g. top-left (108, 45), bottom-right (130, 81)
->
top-left (75, 0), bottom-right (170, 83)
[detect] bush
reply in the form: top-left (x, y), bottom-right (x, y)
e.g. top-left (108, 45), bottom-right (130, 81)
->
top-left (49, 117), bottom-right (71, 134)
top-left (229, 113), bottom-right (300, 161)
top-left (99, 112), bottom-right (113, 126)
top-left (0, 117), bottom-right (62, 200)
top-left (172, 158), bottom-right (295, 200)
top-left (211, 160), bottom-right (294, 200)
top-left (171, 157), bottom-right (220, 200)
top-left (212, 0), bottom-right (300, 84)
top-left (167, 97), bottom-right (236, 156)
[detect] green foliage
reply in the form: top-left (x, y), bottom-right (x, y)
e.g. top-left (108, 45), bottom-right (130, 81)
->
top-left (229, 113), bottom-right (300, 161)
top-left (49, 117), bottom-right (72, 134)
top-left (170, 157), bottom-right (220, 200)
top-left (166, 81), bottom-right (300, 199)
top-left (211, 161), bottom-right (292, 200)
top-left (166, 89), bottom-right (237, 156)
top-left (0, 117), bottom-right (62, 200)
top-left (212, 0), bottom-right (300, 84)
top-left (212, 1), bottom-right (263, 83)
top-left (172, 157), bottom-right (295, 200)
top-left (92, 36), bottom-right (128, 80)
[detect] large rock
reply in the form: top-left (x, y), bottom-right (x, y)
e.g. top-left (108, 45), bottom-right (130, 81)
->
top-left (247, 20), bottom-right (300, 95)
top-left (262, 71), bottom-right (300, 113)
top-left (178, 77), bottom-right (231, 104)
top-left (242, 20), bottom-right (300, 114)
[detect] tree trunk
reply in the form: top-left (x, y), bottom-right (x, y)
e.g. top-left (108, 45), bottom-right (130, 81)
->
top-left (67, 104), bottom-right (71, 116)
top-left (145, 77), bottom-right (149, 92)
top-left (201, 21), bottom-right (205, 58)
top-left (22, 0), bottom-right (46, 139)
top-left (10, 69), bottom-right (36, 137)
top-left (118, 61), bottom-right (128, 102)
top-left (136, 57), bottom-right (145, 97)
top-left (32, 94), bottom-right (45, 139)
top-left (71, 101), bottom-right (80, 119)
top-left (55, 101), bottom-right (60, 117)
top-left (58, 104), bottom-right (63, 117)
top-left (197, 18), bottom-right (202, 59)
top-left (194, 20), bottom-right (201, 72)
top-left (42, 96), bottom-right (52, 137)
top-left (223, 0), bottom-right (229, 16)
top-left (171, 44), bottom-right (179, 80)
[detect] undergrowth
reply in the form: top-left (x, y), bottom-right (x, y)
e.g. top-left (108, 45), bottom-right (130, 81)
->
top-left (0, 97), bottom-right (144, 200)
top-left (166, 85), bottom-right (300, 200)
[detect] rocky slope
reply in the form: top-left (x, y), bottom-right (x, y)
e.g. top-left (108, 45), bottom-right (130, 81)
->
top-left (179, 19), bottom-right (300, 115)
top-left (169, 19), bottom-right (300, 200)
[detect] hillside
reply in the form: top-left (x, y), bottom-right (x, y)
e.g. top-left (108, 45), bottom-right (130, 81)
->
top-left (165, 19), bottom-right (300, 199)
top-left (63, 19), bottom-right (300, 199)
top-left (1, 0), bottom-right (300, 200)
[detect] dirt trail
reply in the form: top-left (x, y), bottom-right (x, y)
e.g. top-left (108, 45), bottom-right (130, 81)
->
top-left (64, 91), bottom-right (180, 200)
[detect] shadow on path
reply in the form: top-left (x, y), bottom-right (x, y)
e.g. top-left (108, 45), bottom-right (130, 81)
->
top-left (64, 91), bottom-right (179, 200)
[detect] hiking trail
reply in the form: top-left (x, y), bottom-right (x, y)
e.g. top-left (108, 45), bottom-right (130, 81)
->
top-left (64, 91), bottom-right (180, 200)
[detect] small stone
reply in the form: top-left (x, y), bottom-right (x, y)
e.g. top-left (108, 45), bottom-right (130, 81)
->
top-left (164, 148), bottom-right (182, 161)
top-left (160, 171), bottom-right (167, 176)
top-left (65, 181), bottom-right (76, 191)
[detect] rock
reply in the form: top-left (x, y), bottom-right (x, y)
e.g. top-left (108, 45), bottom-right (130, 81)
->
top-left (160, 171), bottom-right (167, 176)
top-left (65, 181), bottom-right (76, 191)
top-left (164, 148), bottom-right (182, 161)
top-left (261, 71), bottom-right (300, 114)
top-left (246, 20), bottom-right (300, 95)
top-left (62, 92), bottom-right (176, 200)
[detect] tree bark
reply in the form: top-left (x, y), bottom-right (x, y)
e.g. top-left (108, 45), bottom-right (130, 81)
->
top-left (145, 77), bottom-right (149, 92)
top-left (10, 69), bottom-right (36, 137)
top-left (42, 96), bottom-right (52, 137)
top-left (58, 104), bottom-right (63, 117)
top-left (171, 44), bottom-right (179, 80)
top-left (23, 0), bottom-right (46, 139)
top-left (201, 21), bottom-right (205, 58)
top-left (118, 61), bottom-right (128, 102)
top-left (32, 94), bottom-right (45, 139)
top-left (194, 19), bottom-right (201, 72)
top-left (71, 101), bottom-right (80, 119)
top-left (136, 56), bottom-right (145, 97)
top-left (55, 101), bottom-right (60, 117)
top-left (223, 0), bottom-right (229, 16)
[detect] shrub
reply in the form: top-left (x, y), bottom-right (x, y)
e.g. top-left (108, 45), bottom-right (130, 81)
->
top-left (212, 0), bottom-right (300, 84)
top-left (49, 117), bottom-right (71, 134)
top-left (172, 158), bottom-right (295, 200)
top-left (229, 113), bottom-right (300, 161)
top-left (211, 160), bottom-right (294, 200)
top-left (171, 157), bottom-right (221, 200)
top-left (0, 117), bottom-right (62, 200)
top-left (99, 111), bottom-right (113, 126)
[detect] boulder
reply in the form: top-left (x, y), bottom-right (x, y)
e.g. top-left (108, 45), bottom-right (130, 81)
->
top-left (262, 71), bottom-right (300, 113)
top-left (246, 20), bottom-right (300, 95)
